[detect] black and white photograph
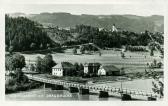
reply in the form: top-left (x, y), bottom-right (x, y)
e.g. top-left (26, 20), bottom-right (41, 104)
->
top-left (2, 0), bottom-right (166, 102)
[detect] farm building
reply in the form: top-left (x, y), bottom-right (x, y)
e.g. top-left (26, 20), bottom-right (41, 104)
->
top-left (52, 62), bottom-right (75, 77)
top-left (98, 65), bottom-right (120, 76)
top-left (84, 63), bottom-right (101, 76)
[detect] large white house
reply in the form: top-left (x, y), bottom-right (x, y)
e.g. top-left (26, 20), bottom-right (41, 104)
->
top-left (52, 63), bottom-right (64, 77)
top-left (52, 62), bottom-right (75, 77)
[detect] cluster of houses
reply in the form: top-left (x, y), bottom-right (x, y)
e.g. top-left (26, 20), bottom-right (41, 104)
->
top-left (22, 60), bottom-right (122, 77)
top-left (52, 62), bottom-right (121, 77)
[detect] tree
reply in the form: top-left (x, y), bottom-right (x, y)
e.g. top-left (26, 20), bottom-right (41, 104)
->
top-left (73, 47), bottom-right (77, 55)
top-left (153, 59), bottom-right (157, 66)
top-left (157, 62), bottom-right (162, 68)
top-left (80, 46), bottom-right (85, 54)
top-left (121, 52), bottom-right (125, 59)
top-left (41, 54), bottom-right (56, 74)
top-left (74, 62), bottom-right (79, 72)
top-left (152, 72), bottom-right (164, 98)
top-left (36, 56), bottom-right (43, 73)
top-left (12, 54), bottom-right (26, 70)
top-left (5, 54), bottom-right (25, 71)
top-left (5, 55), bottom-right (14, 71)
top-left (40, 43), bottom-right (43, 49)
top-left (78, 63), bottom-right (84, 76)
top-left (150, 49), bottom-right (154, 56)
top-left (30, 43), bottom-right (36, 50)
top-left (30, 64), bottom-right (35, 71)
top-left (5, 45), bottom-right (8, 51)
top-left (8, 46), bottom-right (13, 54)
top-left (15, 68), bottom-right (28, 84)
top-left (47, 43), bottom-right (51, 49)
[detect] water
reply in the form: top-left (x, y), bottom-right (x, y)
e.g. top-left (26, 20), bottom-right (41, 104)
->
top-left (6, 79), bottom-right (160, 101)
top-left (6, 88), bottom-right (121, 101)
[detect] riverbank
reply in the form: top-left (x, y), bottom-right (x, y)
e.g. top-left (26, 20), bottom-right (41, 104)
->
top-left (5, 81), bottom-right (42, 94)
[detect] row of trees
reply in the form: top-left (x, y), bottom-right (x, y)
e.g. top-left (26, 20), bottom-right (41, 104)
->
top-left (125, 45), bottom-right (148, 52)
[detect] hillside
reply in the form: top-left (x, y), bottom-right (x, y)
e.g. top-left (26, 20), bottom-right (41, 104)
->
top-left (5, 15), bottom-right (58, 52)
top-left (7, 13), bottom-right (164, 50)
top-left (20, 12), bottom-right (165, 33)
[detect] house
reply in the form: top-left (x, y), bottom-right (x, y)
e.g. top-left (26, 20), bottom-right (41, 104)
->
top-left (98, 65), bottom-right (120, 76)
top-left (52, 63), bottom-right (64, 77)
top-left (52, 62), bottom-right (75, 77)
top-left (84, 63), bottom-right (101, 76)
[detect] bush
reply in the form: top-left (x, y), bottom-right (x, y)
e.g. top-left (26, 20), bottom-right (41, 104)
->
top-left (8, 79), bottom-right (16, 86)
top-left (5, 81), bottom-right (42, 94)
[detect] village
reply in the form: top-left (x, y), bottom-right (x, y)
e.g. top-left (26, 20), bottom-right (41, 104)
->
top-left (5, 11), bottom-right (164, 101)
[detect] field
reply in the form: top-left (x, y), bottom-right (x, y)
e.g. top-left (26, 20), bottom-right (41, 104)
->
top-left (22, 49), bottom-right (163, 74)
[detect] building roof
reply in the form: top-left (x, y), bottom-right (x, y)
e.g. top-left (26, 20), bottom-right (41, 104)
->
top-left (52, 63), bottom-right (63, 69)
top-left (101, 65), bottom-right (120, 72)
top-left (52, 62), bottom-right (75, 70)
top-left (84, 62), bottom-right (101, 66)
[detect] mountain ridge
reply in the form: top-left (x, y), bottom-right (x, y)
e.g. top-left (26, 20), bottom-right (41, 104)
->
top-left (8, 12), bottom-right (164, 33)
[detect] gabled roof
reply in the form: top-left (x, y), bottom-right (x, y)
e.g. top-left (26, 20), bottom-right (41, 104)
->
top-left (101, 65), bottom-right (120, 72)
top-left (52, 62), bottom-right (74, 69)
top-left (52, 63), bottom-right (63, 69)
top-left (84, 62), bottom-right (101, 66)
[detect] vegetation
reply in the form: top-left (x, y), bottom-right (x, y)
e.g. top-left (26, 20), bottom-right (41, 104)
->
top-left (5, 53), bottom-right (26, 71)
top-left (29, 13), bottom-right (164, 33)
top-left (5, 54), bottom-right (42, 94)
top-left (36, 54), bottom-right (56, 74)
top-left (5, 15), bottom-right (57, 52)
top-left (73, 47), bottom-right (77, 55)
top-left (150, 71), bottom-right (164, 98)
top-left (48, 25), bottom-right (163, 51)
top-left (6, 15), bottom-right (163, 53)
top-left (125, 45), bottom-right (147, 52)
top-left (121, 52), bottom-right (125, 59)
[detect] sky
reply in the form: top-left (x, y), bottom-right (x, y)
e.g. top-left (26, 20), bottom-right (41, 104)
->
top-left (1, 0), bottom-right (166, 16)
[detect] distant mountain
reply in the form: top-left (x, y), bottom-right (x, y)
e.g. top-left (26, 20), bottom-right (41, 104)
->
top-left (8, 13), bottom-right (37, 18)
top-left (8, 12), bottom-right (164, 33)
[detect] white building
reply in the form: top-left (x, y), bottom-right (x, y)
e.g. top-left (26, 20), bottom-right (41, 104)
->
top-left (112, 24), bottom-right (118, 32)
top-left (98, 65), bottom-right (120, 76)
top-left (97, 65), bottom-right (106, 76)
top-left (52, 63), bottom-right (63, 77)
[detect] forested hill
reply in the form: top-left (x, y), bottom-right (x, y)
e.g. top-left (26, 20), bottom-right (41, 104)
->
top-left (5, 15), bottom-right (164, 52)
top-left (5, 15), bottom-right (58, 52)
top-left (12, 12), bottom-right (164, 33)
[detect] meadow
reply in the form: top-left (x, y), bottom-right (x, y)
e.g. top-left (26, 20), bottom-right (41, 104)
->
top-left (22, 49), bottom-right (163, 74)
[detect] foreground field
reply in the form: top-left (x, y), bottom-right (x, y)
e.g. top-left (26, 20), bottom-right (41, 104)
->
top-left (22, 49), bottom-right (163, 73)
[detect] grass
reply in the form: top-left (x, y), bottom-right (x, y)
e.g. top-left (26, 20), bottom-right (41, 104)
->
top-left (22, 49), bottom-right (163, 73)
